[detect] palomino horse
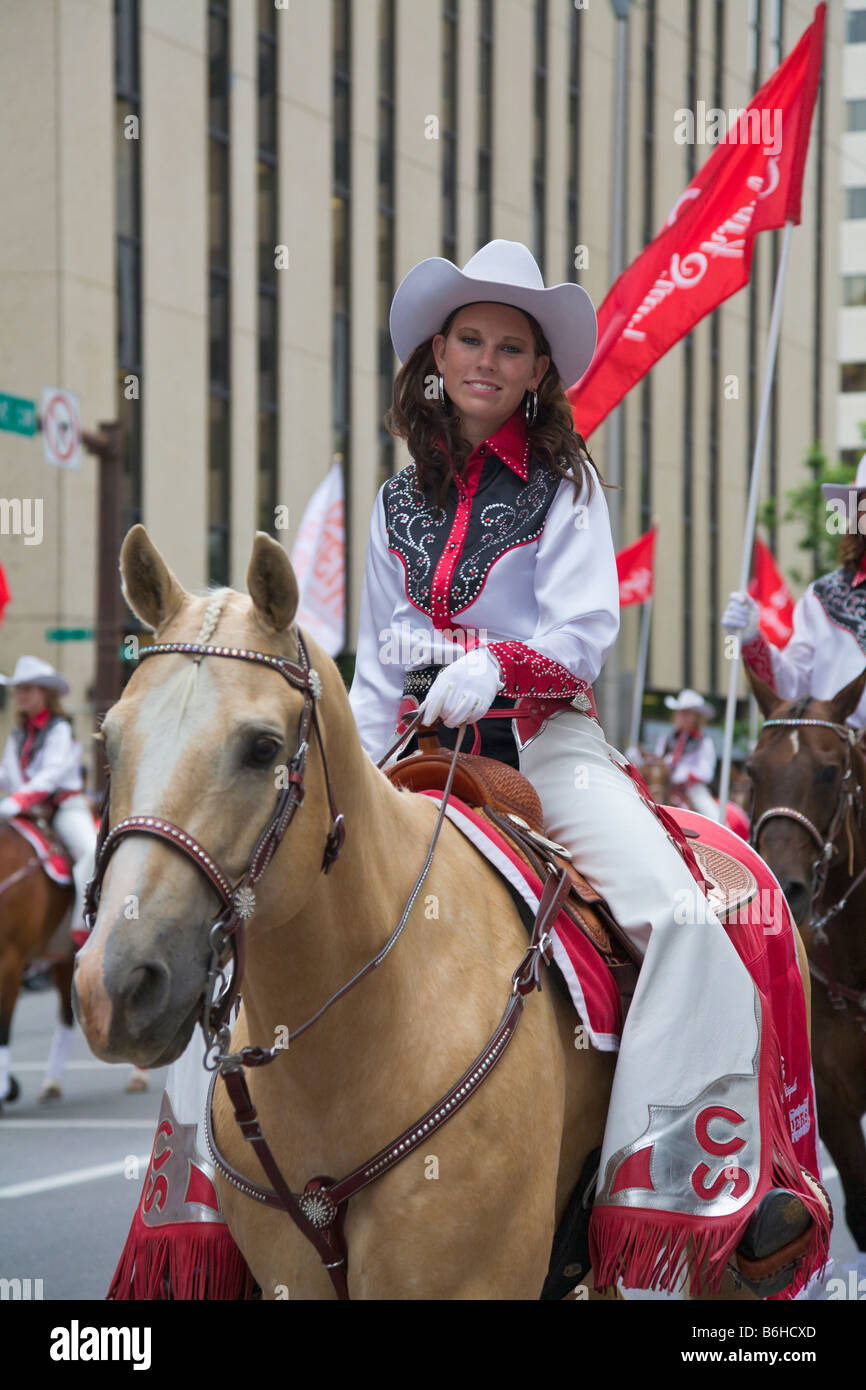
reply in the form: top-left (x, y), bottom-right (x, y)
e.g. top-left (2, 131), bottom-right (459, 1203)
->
top-left (743, 662), bottom-right (866, 1252)
top-left (72, 526), bottom-right (617, 1299)
top-left (0, 823), bottom-right (148, 1106)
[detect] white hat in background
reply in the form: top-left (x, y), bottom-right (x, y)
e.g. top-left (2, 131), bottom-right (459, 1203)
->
top-left (664, 688), bottom-right (715, 720)
top-left (0, 655), bottom-right (70, 694)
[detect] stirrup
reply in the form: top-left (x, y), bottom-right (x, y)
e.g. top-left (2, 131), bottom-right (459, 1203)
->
top-left (730, 1172), bottom-right (831, 1297)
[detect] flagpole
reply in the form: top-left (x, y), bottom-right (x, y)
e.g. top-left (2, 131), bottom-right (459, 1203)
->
top-left (717, 218), bottom-right (795, 819)
top-left (628, 595), bottom-right (652, 751)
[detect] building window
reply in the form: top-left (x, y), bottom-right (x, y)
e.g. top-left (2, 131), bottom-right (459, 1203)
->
top-left (378, 0), bottom-right (396, 487)
top-left (843, 275), bottom-right (866, 308)
top-left (846, 188), bottom-right (866, 220)
top-left (333, 0), bottom-right (351, 636)
top-left (257, 0), bottom-right (278, 534)
top-left (208, 2), bottom-right (230, 584)
top-left (848, 10), bottom-right (866, 42)
top-left (114, 0), bottom-right (142, 536)
top-left (442, 3), bottom-right (458, 264)
top-left (847, 99), bottom-right (866, 132)
top-left (532, 0), bottom-right (547, 275)
top-left (477, 0), bottom-right (493, 248)
top-left (566, 1), bottom-right (582, 284)
top-left (841, 363), bottom-right (866, 393)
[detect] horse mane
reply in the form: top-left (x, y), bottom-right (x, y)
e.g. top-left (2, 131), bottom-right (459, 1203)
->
top-left (170, 587), bottom-right (233, 723)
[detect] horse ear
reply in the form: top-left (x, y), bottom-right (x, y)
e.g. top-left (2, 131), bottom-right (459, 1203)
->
top-left (743, 660), bottom-right (782, 718)
top-left (119, 525), bottom-right (187, 633)
top-left (247, 532), bottom-right (299, 633)
top-left (829, 666), bottom-right (866, 724)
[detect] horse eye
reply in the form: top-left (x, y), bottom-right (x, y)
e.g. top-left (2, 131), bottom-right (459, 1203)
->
top-left (816, 764), bottom-right (838, 785)
top-left (247, 736), bottom-right (281, 767)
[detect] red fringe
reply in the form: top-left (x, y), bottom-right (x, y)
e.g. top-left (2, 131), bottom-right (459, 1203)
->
top-left (589, 994), bottom-right (831, 1299)
top-left (107, 1209), bottom-right (255, 1301)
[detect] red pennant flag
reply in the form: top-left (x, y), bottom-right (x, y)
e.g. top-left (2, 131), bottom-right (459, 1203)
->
top-left (569, 3), bottom-right (825, 438)
top-left (616, 526), bottom-right (656, 607)
top-left (0, 562), bottom-right (10, 627)
top-left (747, 537), bottom-right (794, 648)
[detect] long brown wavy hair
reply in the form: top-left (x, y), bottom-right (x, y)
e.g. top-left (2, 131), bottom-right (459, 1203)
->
top-left (384, 304), bottom-right (615, 510)
top-left (838, 531), bottom-right (866, 572)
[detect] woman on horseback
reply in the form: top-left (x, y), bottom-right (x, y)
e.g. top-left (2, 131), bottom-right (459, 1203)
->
top-left (723, 453), bottom-right (866, 726)
top-left (654, 688), bottom-right (718, 819)
top-left (0, 656), bottom-right (96, 940)
top-left (348, 239), bottom-right (829, 1296)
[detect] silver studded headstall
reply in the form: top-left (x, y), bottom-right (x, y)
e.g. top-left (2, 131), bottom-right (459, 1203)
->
top-left (83, 631), bottom-right (346, 1043)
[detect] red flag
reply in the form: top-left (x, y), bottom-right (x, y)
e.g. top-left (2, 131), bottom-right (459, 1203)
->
top-left (747, 537), bottom-right (794, 648)
top-left (0, 562), bottom-right (9, 627)
top-left (616, 526), bottom-right (656, 607)
top-left (569, 3), bottom-right (825, 438)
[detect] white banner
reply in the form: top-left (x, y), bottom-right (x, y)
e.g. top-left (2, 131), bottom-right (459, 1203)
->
top-left (290, 461), bottom-right (346, 657)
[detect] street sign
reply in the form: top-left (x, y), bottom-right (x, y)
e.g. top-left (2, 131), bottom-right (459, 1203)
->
top-left (42, 387), bottom-right (81, 468)
top-left (45, 628), bottom-right (94, 642)
top-left (0, 392), bottom-right (37, 437)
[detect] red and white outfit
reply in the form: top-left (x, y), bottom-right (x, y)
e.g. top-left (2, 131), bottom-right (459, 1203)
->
top-left (0, 712), bottom-right (95, 932)
top-left (741, 560), bottom-right (866, 726)
top-left (349, 406), bottom-right (828, 1295)
top-left (654, 728), bottom-right (718, 818)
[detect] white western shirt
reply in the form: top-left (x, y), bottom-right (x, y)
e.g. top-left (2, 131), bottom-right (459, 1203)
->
top-left (348, 409), bottom-right (621, 763)
top-left (742, 565), bottom-right (866, 728)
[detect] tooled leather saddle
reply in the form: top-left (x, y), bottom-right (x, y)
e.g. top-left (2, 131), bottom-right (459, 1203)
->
top-left (384, 730), bottom-right (758, 982)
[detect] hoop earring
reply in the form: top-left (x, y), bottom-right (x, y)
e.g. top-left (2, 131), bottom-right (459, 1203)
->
top-left (524, 389), bottom-right (538, 425)
top-left (438, 374), bottom-right (446, 406)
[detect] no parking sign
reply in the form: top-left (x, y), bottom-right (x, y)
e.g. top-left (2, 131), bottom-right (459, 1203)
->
top-left (42, 387), bottom-right (81, 469)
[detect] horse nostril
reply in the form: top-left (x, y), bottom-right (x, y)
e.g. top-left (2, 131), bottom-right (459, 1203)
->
top-left (123, 961), bottom-right (171, 1037)
top-left (780, 880), bottom-right (810, 925)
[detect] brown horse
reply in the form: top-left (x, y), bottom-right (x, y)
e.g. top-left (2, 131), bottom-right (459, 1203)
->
top-left (0, 822), bottom-right (74, 1106)
top-left (0, 821), bottom-right (149, 1105)
top-left (743, 662), bottom-right (866, 1252)
top-left (72, 526), bottom-right (619, 1299)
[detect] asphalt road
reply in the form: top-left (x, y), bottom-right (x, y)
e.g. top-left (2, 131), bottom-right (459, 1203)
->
top-left (0, 983), bottom-right (863, 1303)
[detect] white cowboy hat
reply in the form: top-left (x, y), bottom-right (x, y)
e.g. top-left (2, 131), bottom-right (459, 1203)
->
top-left (664, 688), bottom-right (715, 720)
top-left (821, 451), bottom-right (866, 504)
top-left (0, 655), bottom-right (70, 694)
top-left (389, 239), bottom-right (598, 390)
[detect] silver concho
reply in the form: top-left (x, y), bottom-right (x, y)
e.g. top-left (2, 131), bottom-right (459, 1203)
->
top-left (571, 690), bottom-right (592, 712)
top-left (300, 1189), bottom-right (337, 1229)
top-left (233, 886), bottom-right (257, 920)
top-left (308, 668), bottom-right (323, 700)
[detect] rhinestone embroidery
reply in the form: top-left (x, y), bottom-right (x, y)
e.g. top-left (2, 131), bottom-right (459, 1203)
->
top-left (384, 459), bottom-right (559, 618)
top-left (812, 568), bottom-right (866, 656)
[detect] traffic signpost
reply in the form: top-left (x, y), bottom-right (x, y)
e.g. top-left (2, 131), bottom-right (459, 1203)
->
top-left (0, 392), bottom-right (37, 436)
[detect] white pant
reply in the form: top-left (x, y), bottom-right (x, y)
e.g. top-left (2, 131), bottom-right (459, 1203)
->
top-left (53, 795), bottom-right (97, 931)
top-left (518, 709), bottom-right (762, 1195)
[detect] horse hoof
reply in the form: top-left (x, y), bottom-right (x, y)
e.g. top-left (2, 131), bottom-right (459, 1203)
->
top-left (3, 1076), bottom-right (21, 1105)
top-left (125, 1070), bottom-right (149, 1093)
top-left (39, 1080), bottom-right (62, 1103)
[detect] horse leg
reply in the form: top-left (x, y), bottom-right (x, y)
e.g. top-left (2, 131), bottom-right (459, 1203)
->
top-left (0, 947), bottom-right (23, 1107)
top-left (814, 1085), bottom-right (866, 1251)
top-left (39, 956), bottom-right (76, 1102)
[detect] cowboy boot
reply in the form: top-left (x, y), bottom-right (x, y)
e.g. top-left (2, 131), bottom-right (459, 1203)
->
top-left (733, 1172), bottom-right (832, 1297)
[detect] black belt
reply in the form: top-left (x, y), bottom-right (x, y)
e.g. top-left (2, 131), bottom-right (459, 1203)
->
top-left (402, 665), bottom-right (446, 699)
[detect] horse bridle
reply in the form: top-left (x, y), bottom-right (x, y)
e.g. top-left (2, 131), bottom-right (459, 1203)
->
top-left (83, 633), bottom-right (346, 1049)
top-left (749, 717), bottom-right (866, 1025)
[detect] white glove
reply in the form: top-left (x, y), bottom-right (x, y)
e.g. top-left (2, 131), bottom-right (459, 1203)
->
top-left (420, 648), bottom-right (503, 728)
top-left (0, 796), bottom-right (19, 819)
top-left (721, 591), bottom-right (759, 643)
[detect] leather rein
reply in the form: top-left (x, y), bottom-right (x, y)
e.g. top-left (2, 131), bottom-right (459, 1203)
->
top-left (84, 639), bottom-right (563, 1299)
top-left (750, 717), bottom-right (866, 1027)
